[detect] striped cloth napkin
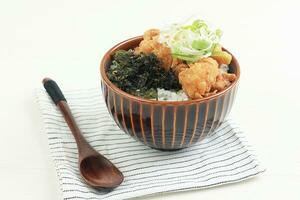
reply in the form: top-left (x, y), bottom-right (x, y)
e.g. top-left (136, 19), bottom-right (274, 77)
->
top-left (36, 88), bottom-right (264, 200)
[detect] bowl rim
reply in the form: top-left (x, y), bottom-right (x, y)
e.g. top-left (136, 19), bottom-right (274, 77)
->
top-left (100, 36), bottom-right (240, 105)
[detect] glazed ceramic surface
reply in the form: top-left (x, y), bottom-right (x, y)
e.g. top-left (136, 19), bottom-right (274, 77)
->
top-left (100, 36), bottom-right (240, 150)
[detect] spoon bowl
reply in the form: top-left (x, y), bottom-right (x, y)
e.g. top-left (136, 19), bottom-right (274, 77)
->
top-left (80, 155), bottom-right (124, 188)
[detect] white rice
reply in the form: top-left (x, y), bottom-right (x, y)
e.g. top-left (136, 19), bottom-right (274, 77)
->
top-left (157, 88), bottom-right (188, 101)
top-left (220, 64), bottom-right (229, 73)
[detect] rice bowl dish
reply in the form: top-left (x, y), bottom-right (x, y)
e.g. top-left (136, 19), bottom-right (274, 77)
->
top-left (107, 19), bottom-right (236, 101)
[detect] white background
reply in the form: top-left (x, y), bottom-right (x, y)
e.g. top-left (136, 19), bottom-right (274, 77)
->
top-left (0, 0), bottom-right (300, 199)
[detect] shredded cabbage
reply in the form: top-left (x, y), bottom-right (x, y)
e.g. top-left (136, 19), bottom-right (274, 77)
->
top-left (159, 19), bottom-right (222, 62)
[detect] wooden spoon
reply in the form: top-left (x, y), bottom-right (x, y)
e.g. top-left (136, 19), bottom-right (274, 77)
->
top-left (43, 78), bottom-right (124, 189)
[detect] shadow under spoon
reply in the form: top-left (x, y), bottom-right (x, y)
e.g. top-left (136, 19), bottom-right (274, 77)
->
top-left (43, 78), bottom-right (124, 189)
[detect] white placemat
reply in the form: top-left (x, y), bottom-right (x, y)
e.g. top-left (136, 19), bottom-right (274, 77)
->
top-left (36, 88), bottom-right (264, 200)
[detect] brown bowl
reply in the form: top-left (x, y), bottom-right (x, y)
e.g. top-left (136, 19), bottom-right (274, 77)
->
top-left (100, 36), bottom-right (240, 150)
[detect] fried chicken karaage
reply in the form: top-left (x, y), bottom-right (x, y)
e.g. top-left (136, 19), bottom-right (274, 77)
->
top-left (178, 58), bottom-right (219, 99)
top-left (135, 29), bottom-right (236, 99)
top-left (135, 29), bottom-right (173, 70)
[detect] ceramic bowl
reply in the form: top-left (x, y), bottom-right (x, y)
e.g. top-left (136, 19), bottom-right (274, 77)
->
top-left (100, 36), bottom-right (240, 150)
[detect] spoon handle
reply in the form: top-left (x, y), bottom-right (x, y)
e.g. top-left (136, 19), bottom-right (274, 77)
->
top-left (42, 78), bottom-right (66, 105)
top-left (43, 78), bottom-right (93, 156)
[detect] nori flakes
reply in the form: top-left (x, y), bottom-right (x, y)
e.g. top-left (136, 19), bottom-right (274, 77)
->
top-left (107, 50), bottom-right (181, 99)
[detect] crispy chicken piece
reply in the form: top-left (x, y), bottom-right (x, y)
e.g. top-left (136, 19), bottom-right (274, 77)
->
top-left (213, 74), bottom-right (230, 91)
top-left (223, 73), bottom-right (236, 81)
top-left (135, 29), bottom-right (173, 70)
top-left (172, 63), bottom-right (189, 75)
top-left (212, 73), bottom-right (236, 91)
top-left (143, 29), bottom-right (160, 40)
top-left (171, 58), bottom-right (189, 75)
top-left (203, 90), bottom-right (218, 97)
top-left (178, 58), bottom-right (219, 99)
